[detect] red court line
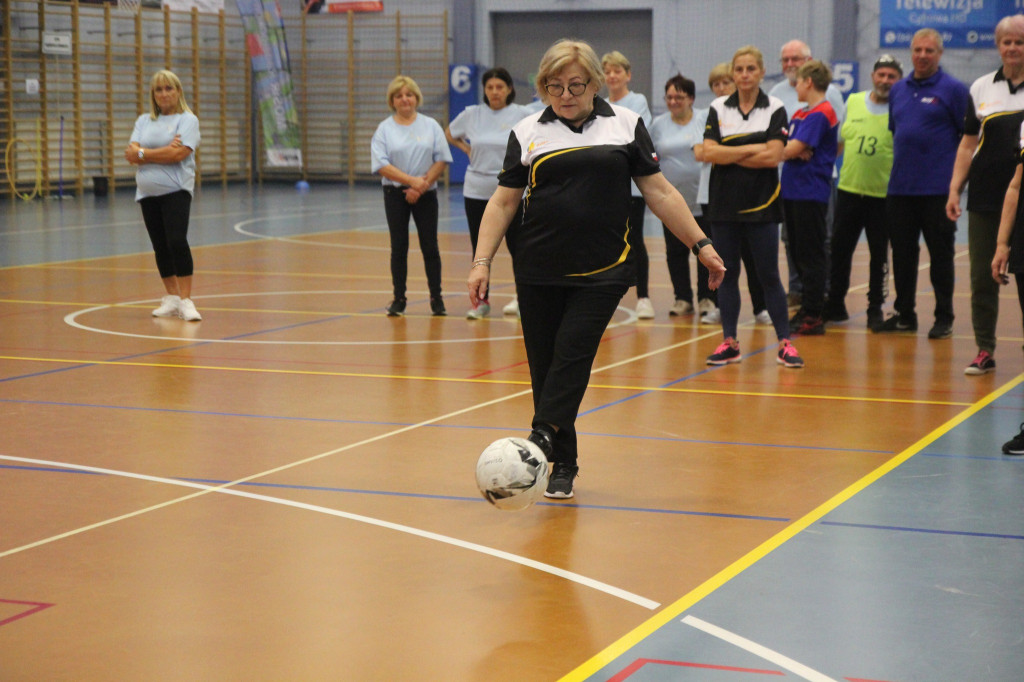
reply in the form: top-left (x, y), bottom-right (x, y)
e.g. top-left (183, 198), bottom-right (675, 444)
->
top-left (0, 598), bottom-right (55, 627)
top-left (607, 657), bottom-right (785, 681)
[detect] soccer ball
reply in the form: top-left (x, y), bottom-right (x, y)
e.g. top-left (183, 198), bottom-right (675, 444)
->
top-left (475, 437), bottom-right (549, 511)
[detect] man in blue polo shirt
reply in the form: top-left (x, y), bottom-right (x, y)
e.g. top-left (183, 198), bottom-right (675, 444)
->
top-left (876, 28), bottom-right (969, 338)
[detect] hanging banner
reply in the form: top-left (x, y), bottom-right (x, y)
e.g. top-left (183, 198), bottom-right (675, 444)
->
top-left (304, 0), bottom-right (383, 13)
top-left (879, 0), bottom-right (1012, 48)
top-left (235, 0), bottom-right (303, 167)
top-left (162, 0), bottom-right (225, 12)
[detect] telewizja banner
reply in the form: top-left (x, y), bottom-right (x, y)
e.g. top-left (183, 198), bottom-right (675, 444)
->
top-left (879, 0), bottom-right (1019, 48)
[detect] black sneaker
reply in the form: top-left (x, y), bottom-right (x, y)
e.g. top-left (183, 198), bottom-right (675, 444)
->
top-left (866, 307), bottom-right (883, 331)
top-left (795, 315), bottom-right (825, 335)
top-left (1002, 423), bottom-right (1024, 455)
top-left (430, 297), bottom-right (446, 316)
top-left (544, 462), bottom-right (579, 499)
top-left (822, 303), bottom-right (849, 322)
top-left (927, 321), bottom-right (953, 339)
top-left (873, 313), bottom-right (917, 333)
top-left (527, 428), bottom-right (554, 458)
top-left (386, 297), bottom-right (407, 316)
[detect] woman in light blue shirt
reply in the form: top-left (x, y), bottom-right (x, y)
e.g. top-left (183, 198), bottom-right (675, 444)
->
top-left (125, 69), bottom-right (202, 321)
top-left (446, 67), bottom-right (530, 319)
top-left (649, 74), bottom-right (710, 317)
top-left (371, 75), bottom-right (453, 316)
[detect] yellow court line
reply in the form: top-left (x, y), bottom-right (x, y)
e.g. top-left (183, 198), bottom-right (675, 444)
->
top-left (559, 373), bottom-right (1024, 681)
top-left (0, 354), bottom-right (973, 407)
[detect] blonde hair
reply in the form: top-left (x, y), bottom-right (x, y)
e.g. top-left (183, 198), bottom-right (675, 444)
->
top-left (732, 45), bottom-right (765, 72)
top-left (708, 62), bottom-right (733, 88)
top-left (536, 39), bottom-right (604, 104)
top-left (995, 14), bottom-right (1024, 43)
top-left (148, 70), bottom-right (191, 120)
top-left (386, 75), bottom-right (423, 111)
top-left (601, 50), bottom-right (631, 73)
top-left (912, 28), bottom-right (944, 51)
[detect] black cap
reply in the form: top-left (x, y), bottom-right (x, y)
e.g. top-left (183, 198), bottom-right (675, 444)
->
top-left (873, 54), bottom-right (903, 75)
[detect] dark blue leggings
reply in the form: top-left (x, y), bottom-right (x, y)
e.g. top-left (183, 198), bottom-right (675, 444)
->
top-left (712, 220), bottom-right (790, 341)
top-left (383, 186), bottom-right (442, 300)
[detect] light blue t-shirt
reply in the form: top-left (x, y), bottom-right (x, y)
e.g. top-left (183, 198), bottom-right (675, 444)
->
top-left (370, 113), bottom-right (453, 189)
top-left (130, 111), bottom-right (200, 201)
top-left (610, 91), bottom-right (652, 197)
top-left (649, 109), bottom-right (707, 216)
top-left (448, 103), bottom-right (530, 199)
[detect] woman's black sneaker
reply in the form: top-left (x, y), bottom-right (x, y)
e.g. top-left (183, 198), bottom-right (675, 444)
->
top-left (386, 298), bottom-right (407, 316)
top-left (430, 297), bottom-right (446, 316)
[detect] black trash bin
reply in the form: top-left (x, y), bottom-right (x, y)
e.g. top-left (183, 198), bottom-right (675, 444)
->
top-left (93, 176), bottom-right (109, 197)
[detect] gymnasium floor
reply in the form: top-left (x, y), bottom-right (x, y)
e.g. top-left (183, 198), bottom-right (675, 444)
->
top-left (1, 182), bottom-right (1022, 681)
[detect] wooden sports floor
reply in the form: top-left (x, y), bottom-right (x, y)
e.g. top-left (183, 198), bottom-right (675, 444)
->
top-left (2, 183), bottom-right (1022, 681)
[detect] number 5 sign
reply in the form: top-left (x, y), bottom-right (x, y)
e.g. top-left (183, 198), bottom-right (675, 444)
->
top-left (831, 61), bottom-right (858, 97)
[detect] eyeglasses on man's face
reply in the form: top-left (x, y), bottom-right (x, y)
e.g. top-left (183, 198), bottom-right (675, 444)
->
top-left (544, 80), bottom-right (589, 97)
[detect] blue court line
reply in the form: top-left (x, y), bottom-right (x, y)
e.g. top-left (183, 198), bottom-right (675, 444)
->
top-left (820, 520), bottom-right (1024, 541)
top-left (0, 461), bottom-right (789, 521)
top-left (0, 397), bottom-right (891, 455)
top-left (578, 346), bottom-right (776, 419)
top-left (920, 451), bottom-right (1024, 462)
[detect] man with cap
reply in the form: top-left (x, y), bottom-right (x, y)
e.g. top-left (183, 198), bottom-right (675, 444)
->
top-left (876, 28), bottom-right (969, 339)
top-left (824, 55), bottom-right (902, 330)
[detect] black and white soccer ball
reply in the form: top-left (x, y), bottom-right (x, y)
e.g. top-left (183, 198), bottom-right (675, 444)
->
top-left (475, 437), bottom-right (550, 511)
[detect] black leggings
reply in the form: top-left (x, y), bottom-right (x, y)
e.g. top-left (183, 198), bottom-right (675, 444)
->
top-left (383, 186), bottom-right (442, 300)
top-left (628, 197), bottom-right (650, 297)
top-left (139, 189), bottom-right (193, 279)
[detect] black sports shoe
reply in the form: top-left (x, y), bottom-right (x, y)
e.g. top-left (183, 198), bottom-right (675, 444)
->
top-left (1002, 423), bottom-right (1024, 455)
top-left (430, 297), bottom-right (446, 316)
top-left (795, 315), bottom-right (825, 335)
top-left (927, 321), bottom-right (953, 339)
top-left (822, 302), bottom-right (849, 322)
top-left (544, 462), bottom-right (579, 499)
top-left (866, 307), bottom-right (884, 331)
top-left (386, 297), bottom-right (407, 316)
top-left (873, 313), bottom-right (917, 333)
top-left (527, 428), bottom-right (554, 458)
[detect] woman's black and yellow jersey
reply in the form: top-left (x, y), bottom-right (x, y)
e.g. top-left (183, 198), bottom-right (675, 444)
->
top-left (965, 67), bottom-right (1024, 213)
top-left (704, 89), bottom-right (788, 223)
top-left (497, 96), bottom-right (660, 286)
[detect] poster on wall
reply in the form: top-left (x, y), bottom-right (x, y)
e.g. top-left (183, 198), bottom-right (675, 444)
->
top-left (235, 0), bottom-right (303, 167)
top-left (879, 0), bottom-right (1016, 48)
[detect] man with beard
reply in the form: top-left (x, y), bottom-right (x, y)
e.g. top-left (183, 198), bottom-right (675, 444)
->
top-left (823, 55), bottom-right (903, 330)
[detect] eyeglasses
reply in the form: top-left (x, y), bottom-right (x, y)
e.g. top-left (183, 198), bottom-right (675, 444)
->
top-left (544, 80), bottom-right (589, 97)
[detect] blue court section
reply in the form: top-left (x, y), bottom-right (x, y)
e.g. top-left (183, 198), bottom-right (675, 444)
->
top-left (579, 385), bottom-right (1024, 682)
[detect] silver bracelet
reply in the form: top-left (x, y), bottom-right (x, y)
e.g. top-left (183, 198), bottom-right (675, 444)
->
top-left (472, 258), bottom-right (492, 268)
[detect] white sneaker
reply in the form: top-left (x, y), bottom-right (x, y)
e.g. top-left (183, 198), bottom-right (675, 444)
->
top-left (697, 298), bottom-right (715, 315)
top-left (754, 309), bottom-right (772, 325)
top-left (152, 294), bottom-right (180, 318)
top-left (179, 298), bottom-right (202, 321)
top-left (503, 297), bottom-right (520, 316)
top-left (636, 297), bottom-right (655, 319)
top-left (466, 302), bottom-right (491, 319)
top-left (669, 300), bottom-right (694, 316)
top-left (700, 308), bottom-right (721, 325)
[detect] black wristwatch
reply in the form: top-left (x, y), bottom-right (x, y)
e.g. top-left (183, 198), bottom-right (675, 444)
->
top-left (691, 237), bottom-right (713, 256)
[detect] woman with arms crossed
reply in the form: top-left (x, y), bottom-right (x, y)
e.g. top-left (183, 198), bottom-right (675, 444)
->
top-left (126, 70), bottom-right (202, 321)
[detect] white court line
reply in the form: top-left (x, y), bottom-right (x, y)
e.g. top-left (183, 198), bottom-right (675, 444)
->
top-left (0, 453), bottom-right (658, 611)
top-left (682, 615), bottom-right (839, 682)
top-left (62, 290), bottom-right (639, 345)
top-left (232, 212), bottom-right (465, 253)
top-left (0, 390), bottom-right (660, 611)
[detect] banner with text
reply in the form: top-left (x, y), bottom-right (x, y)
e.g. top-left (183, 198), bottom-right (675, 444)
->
top-left (880, 0), bottom-right (1022, 48)
top-left (235, 0), bottom-right (302, 167)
